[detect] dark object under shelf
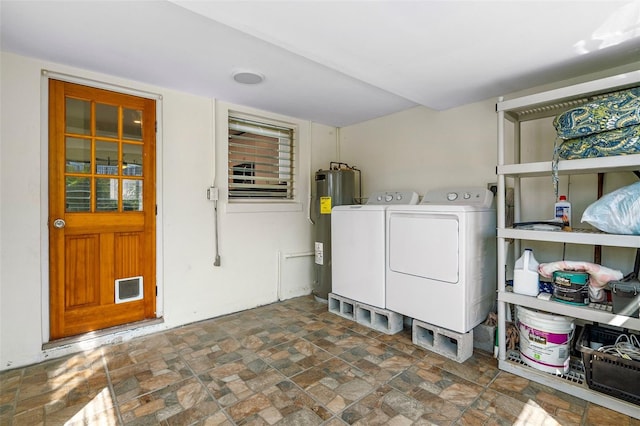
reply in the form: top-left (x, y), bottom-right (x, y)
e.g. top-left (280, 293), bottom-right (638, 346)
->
top-left (576, 324), bottom-right (640, 405)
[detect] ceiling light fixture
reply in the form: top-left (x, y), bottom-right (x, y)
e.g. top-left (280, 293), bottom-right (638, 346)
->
top-left (232, 70), bottom-right (265, 85)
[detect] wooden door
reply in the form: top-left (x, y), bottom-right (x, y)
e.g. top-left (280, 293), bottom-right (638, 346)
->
top-left (49, 80), bottom-right (156, 340)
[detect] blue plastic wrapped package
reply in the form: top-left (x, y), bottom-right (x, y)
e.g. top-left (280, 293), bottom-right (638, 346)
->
top-left (581, 181), bottom-right (640, 235)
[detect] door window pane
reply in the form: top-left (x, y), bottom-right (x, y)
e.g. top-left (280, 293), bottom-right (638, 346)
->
top-left (96, 103), bottom-right (118, 138)
top-left (123, 143), bottom-right (143, 176)
top-left (65, 98), bottom-right (90, 135)
top-left (66, 177), bottom-right (90, 212)
top-left (96, 141), bottom-right (119, 175)
top-left (66, 137), bottom-right (91, 173)
top-left (96, 178), bottom-right (119, 211)
top-left (123, 108), bottom-right (143, 141)
top-left (123, 179), bottom-right (143, 211)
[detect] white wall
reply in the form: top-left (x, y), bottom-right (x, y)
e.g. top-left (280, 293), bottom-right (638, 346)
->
top-left (0, 53), bottom-right (45, 369)
top-left (339, 100), bottom-right (498, 197)
top-left (0, 52), bottom-right (335, 370)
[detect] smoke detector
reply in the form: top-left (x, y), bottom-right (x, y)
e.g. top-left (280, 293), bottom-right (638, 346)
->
top-left (232, 70), bottom-right (264, 85)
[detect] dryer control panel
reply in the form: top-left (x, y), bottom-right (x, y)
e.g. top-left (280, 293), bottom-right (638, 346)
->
top-left (421, 187), bottom-right (493, 208)
top-left (367, 191), bottom-right (419, 205)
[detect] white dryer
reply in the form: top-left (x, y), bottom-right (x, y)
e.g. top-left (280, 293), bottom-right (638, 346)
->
top-left (385, 188), bottom-right (496, 333)
top-left (332, 191), bottom-right (419, 308)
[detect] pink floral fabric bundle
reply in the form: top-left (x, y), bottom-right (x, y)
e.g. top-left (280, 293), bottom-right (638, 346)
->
top-left (538, 260), bottom-right (623, 288)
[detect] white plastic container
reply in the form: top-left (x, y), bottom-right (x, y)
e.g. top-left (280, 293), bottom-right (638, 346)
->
top-left (517, 306), bottom-right (574, 374)
top-left (513, 249), bottom-right (539, 296)
top-left (554, 195), bottom-right (571, 227)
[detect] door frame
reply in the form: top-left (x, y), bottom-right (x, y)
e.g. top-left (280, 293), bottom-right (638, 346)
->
top-left (39, 70), bottom-right (164, 344)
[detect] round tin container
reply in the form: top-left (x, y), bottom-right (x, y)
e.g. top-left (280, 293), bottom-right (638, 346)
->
top-left (552, 270), bottom-right (589, 305)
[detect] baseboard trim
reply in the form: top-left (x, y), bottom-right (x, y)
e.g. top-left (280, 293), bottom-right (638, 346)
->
top-left (42, 317), bottom-right (165, 351)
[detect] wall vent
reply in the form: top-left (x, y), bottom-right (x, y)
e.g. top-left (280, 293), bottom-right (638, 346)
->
top-left (115, 276), bottom-right (143, 304)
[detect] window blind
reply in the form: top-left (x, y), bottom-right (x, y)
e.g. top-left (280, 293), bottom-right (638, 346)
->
top-left (228, 116), bottom-right (295, 200)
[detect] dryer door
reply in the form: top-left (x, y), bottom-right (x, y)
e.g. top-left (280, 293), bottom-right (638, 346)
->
top-left (388, 213), bottom-right (459, 283)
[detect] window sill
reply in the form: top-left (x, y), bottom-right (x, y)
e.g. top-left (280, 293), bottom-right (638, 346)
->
top-left (225, 201), bottom-right (303, 213)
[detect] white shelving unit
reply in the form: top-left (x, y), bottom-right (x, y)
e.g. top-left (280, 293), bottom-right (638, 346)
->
top-left (496, 70), bottom-right (640, 419)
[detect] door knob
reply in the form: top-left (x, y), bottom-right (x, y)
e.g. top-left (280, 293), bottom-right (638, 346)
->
top-left (53, 218), bottom-right (66, 229)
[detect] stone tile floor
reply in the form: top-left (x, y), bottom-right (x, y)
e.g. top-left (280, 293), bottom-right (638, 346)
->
top-left (1, 296), bottom-right (638, 425)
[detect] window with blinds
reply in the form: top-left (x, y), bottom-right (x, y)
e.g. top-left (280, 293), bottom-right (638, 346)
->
top-left (228, 115), bottom-right (295, 200)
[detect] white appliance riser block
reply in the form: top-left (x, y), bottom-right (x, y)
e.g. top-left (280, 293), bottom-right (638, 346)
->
top-left (355, 302), bottom-right (403, 334)
top-left (412, 319), bottom-right (474, 363)
top-left (328, 293), bottom-right (356, 320)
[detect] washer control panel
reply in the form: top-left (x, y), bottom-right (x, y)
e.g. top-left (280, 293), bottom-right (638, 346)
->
top-left (421, 188), bottom-right (494, 208)
top-left (367, 191), bottom-right (419, 205)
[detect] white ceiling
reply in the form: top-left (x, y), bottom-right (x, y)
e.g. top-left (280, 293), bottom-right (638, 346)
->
top-left (2, 1), bottom-right (640, 127)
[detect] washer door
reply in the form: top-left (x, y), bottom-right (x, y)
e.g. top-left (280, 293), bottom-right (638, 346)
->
top-left (388, 213), bottom-right (459, 284)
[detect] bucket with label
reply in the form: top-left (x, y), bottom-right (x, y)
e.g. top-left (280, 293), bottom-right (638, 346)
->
top-left (517, 306), bottom-right (574, 374)
top-left (552, 270), bottom-right (589, 305)
top-left (513, 249), bottom-right (539, 296)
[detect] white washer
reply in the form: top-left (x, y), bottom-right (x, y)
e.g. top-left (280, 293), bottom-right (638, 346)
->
top-left (332, 191), bottom-right (419, 308)
top-left (385, 188), bottom-right (496, 333)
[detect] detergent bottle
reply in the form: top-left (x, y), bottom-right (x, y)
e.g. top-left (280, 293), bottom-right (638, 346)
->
top-left (554, 195), bottom-right (572, 228)
top-left (513, 249), bottom-right (539, 296)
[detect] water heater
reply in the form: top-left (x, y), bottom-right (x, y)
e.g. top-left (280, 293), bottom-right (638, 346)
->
top-left (313, 163), bottom-right (358, 301)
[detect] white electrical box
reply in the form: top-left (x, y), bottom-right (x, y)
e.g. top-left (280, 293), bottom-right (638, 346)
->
top-left (207, 186), bottom-right (218, 201)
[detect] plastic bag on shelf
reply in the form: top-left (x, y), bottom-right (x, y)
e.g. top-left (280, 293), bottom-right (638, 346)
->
top-left (581, 181), bottom-right (640, 235)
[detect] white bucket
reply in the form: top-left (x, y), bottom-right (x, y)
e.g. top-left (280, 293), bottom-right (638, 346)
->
top-left (517, 306), bottom-right (574, 374)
